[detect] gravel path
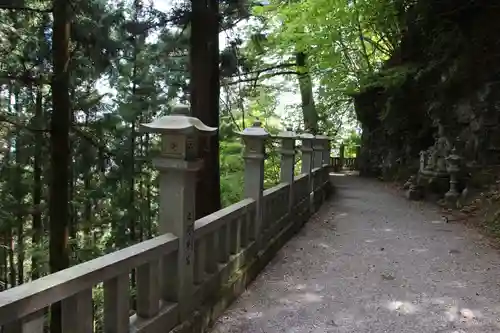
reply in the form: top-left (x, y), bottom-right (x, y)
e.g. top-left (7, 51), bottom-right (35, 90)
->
top-left (211, 174), bottom-right (500, 333)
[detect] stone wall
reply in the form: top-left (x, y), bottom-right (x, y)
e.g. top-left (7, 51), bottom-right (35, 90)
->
top-left (355, 0), bottom-right (500, 184)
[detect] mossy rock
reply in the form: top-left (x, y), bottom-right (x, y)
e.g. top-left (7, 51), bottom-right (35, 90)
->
top-left (468, 167), bottom-right (497, 189)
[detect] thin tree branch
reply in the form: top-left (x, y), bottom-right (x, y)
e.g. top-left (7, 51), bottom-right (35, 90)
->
top-left (231, 62), bottom-right (297, 77)
top-left (0, 6), bottom-right (52, 13)
top-left (219, 96), bottom-right (241, 132)
top-left (362, 36), bottom-right (392, 56)
top-left (223, 70), bottom-right (298, 86)
top-left (0, 114), bottom-right (49, 132)
top-left (71, 126), bottom-right (117, 159)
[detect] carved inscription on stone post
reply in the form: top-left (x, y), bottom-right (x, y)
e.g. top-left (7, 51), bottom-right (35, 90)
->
top-left (185, 212), bottom-right (194, 265)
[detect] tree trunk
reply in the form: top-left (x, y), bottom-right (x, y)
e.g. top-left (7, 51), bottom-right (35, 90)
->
top-left (296, 52), bottom-right (319, 134)
top-left (0, 83), bottom-right (7, 290)
top-left (2, 92), bottom-right (15, 288)
top-left (145, 133), bottom-right (152, 239)
top-left (190, 0), bottom-right (221, 218)
top-left (14, 86), bottom-right (24, 285)
top-left (83, 110), bottom-right (92, 244)
top-left (49, 0), bottom-right (71, 331)
top-left (31, 86), bottom-right (43, 280)
top-left (8, 232), bottom-right (15, 288)
top-left (0, 233), bottom-right (6, 290)
top-left (68, 88), bottom-right (76, 256)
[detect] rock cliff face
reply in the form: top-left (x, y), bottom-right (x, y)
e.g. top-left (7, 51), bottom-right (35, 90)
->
top-left (355, 0), bottom-right (500, 184)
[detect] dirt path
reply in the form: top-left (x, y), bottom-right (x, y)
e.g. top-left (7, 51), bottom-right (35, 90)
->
top-left (211, 174), bottom-right (500, 333)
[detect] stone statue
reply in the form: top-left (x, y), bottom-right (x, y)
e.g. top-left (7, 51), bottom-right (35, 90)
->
top-left (419, 150), bottom-right (426, 172)
top-left (426, 146), bottom-right (437, 171)
top-left (434, 124), bottom-right (452, 174)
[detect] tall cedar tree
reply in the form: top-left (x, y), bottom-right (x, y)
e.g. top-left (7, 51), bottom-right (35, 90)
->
top-left (190, 0), bottom-right (221, 219)
top-left (49, 0), bottom-right (71, 331)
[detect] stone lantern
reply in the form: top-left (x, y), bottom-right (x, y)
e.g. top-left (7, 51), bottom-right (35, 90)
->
top-left (237, 119), bottom-right (269, 247)
top-left (299, 132), bottom-right (315, 213)
top-left (140, 104), bottom-right (217, 317)
top-left (445, 147), bottom-right (462, 206)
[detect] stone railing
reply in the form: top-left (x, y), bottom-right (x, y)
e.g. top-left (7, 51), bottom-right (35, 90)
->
top-left (0, 107), bottom-right (333, 333)
top-left (330, 144), bottom-right (361, 172)
top-left (331, 157), bottom-right (357, 170)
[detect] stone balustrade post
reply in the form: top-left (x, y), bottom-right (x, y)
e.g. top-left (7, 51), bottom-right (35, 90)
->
top-left (312, 136), bottom-right (324, 170)
top-left (300, 133), bottom-right (314, 175)
top-left (276, 127), bottom-right (297, 214)
top-left (238, 120), bottom-right (269, 250)
top-left (277, 127), bottom-right (297, 183)
top-left (140, 105), bottom-right (217, 320)
top-left (316, 135), bottom-right (332, 198)
top-left (315, 135), bottom-right (331, 167)
top-left (326, 138), bottom-right (333, 167)
top-left (299, 133), bottom-right (315, 214)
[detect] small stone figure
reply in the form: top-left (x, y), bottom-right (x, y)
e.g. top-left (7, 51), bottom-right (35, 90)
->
top-left (404, 175), bottom-right (416, 190)
top-left (419, 151), bottom-right (426, 173)
top-left (425, 144), bottom-right (437, 172)
top-left (435, 127), bottom-right (451, 175)
top-left (406, 175), bottom-right (422, 200)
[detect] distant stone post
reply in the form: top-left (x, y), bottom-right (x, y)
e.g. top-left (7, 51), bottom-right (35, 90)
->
top-left (316, 134), bottom-right (332, 197)
top-left (239, 120), bottom-right (269, 249)
top-left (355, 145), bottom-right (361, 170)
top-left (316, 134), bottom-right (331, 167)
top-left (326, 138), bottom-right (333, 167)
top-left (140, 104), bottom-right (217, 320)
top-left (299, 133), bottom-right (315, 214)
top-left (276, 127), bottom-right (297, 215)
top-left (339, 143), bottom-right (345, 170)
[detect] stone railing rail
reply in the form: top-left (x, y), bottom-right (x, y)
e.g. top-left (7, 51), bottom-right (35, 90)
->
top-left (331, 144), bottom-right (361, 171)
top-left (0, 107), bottom-right (333, 333)
top-left (332, 157), bottom-right (356, 170)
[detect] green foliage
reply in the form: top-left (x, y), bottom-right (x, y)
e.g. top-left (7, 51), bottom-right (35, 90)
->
top-left (341, 130), bottom-right (362, 157)
top-left (220, 140), bottom-right (245, 206)
top-left (357, 65), bottom-right (418, 93)
top-left (237, 0), bottom-right (405, 141)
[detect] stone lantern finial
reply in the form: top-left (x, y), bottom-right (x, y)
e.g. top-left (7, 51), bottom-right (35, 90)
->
top-left (299, 132), bottom-right (315, 140)
top-left (238, 118), bottom-right (269, 138)
top-left (171, 104), bottom-right (190, 115)
top-left (276, 127), bottom-right (296, 139)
